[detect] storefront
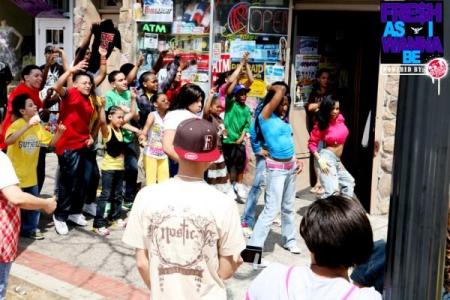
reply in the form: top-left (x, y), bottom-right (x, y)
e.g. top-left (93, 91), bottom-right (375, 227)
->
top-left (73, 0), bottom-right (393, 214)
top-left (290, 0), bottom-right (398, 214)
top-left (126, 0), bottom-right (290, 98)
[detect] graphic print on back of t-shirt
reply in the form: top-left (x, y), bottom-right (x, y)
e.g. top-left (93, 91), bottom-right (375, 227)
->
top-left (147, 206), bottom-right (218, 293)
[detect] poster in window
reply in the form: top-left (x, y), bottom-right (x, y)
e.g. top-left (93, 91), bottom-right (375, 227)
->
top-left (143, 33), bottom-right (158, 49)
top-left (143, 0), bottom-right (173, 22)
top-left (295, 54), bottom-right (320, 106)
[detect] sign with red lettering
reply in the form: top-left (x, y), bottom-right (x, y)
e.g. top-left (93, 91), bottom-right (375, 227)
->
top-left (247, 7), bottom-right (288, 36)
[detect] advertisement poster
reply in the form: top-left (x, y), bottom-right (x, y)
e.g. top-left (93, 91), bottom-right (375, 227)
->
top-left (252, 44), bottom-right (279, 63)
top-left (143, 33), bottom-right (158, 49)
top-left (265, 64), bottom-right (285, 84)
top-left (246, 79), bottom-right (267, 98)
top-left (230, 40), bottom-right (256, 60)
top-left (297, 36), bottom-right (319, 54)
top-left (143, 0), bottom-right (173, 22)
top-left (295, 54), bottom-right (320, 106)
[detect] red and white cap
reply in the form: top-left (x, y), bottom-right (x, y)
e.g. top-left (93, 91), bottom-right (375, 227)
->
top-left (174, 118), bottom-right (220, 162)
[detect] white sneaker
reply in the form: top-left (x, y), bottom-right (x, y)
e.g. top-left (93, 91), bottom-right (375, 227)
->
top-left (93, 227), bottom-right (110, 236)
top-left (114, 218), bottom-right (127, 229)
top-left (285, 245), bottom-right (301, 254)
top-left (83, 203), bottom-right (97, 217)
top-left (68, 214), bottom-right (88, 226)
top-left (53, 215), bottom-right (69, 235)
top-left (236, 183), bottom-right (248, 199)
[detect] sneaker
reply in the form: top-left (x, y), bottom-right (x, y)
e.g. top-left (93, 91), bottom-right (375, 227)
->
top-left (284, 245), bottom-right (301, 254)
top-left (122, 201), bottom-right (133, 211)
top-left (113, 218), bottom-right (127, 229)
top-left (93, 227), bottom-right (110, 236)
top-left (235, 183), bottom-right (248, 199)
top-left (83, 203), bottom-right (97, 217)
top-left (68, 214), bottom-right (88, 226)
top-left (233, 184), bottom-right (246, 204)
top-left (53, 215), bottom-right (69, 235)
top-left (21, 229), bottom-right (44, 240)
top-left (242, 226), bottom-right (253, 238)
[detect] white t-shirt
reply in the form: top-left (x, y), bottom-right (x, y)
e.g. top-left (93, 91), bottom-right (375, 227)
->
top-left (164, 109), bottom-right (198, 131)
top-left (122, 178), bottom-right (246, 300)
top-left (246, 264), bottom-right (382, 300)
top-left (0, 151), bottom-right (19, 190)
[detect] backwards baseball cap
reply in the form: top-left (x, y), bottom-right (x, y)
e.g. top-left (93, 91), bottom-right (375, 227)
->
top-left (233, 84), bottom-right (251, 95)
top-left (174, 118), bottom-right (220, 162)
top-left (44, 45), bottom-right (55, 54)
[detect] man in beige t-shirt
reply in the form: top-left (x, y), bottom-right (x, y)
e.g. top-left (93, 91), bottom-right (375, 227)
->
top-left (123, 118), bottom-right (246, 299)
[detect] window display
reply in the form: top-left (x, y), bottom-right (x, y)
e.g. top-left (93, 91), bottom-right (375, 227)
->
top-left (135, 0), bottom-right (211, 91)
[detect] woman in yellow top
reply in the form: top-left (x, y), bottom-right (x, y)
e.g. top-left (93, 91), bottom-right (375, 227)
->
top-left (93, 99), bottom-right (139, 236)
top-left (5, 94), bottom-right (65, 240)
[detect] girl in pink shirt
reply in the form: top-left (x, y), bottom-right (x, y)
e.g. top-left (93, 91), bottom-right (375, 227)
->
top-left (308, 96), bottom-right (355, 198)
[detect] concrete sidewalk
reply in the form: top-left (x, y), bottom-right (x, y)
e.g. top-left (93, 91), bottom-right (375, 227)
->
top-left (8, 153), bottom-right (388, 299)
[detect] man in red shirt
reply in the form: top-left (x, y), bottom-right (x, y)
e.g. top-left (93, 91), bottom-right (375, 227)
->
top-left (51, 62), bottom-right (93, 235)
top-left (0, 151), bottom-right (56, 298)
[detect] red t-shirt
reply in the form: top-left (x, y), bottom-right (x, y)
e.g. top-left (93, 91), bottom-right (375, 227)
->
top-left (55, 88), bottom-right (94, 155)
top-left (0, 82), bottom-right (43, 150)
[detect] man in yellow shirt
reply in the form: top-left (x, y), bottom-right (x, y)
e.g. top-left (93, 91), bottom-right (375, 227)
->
top-left (5, 94), bottom-right (65, 240)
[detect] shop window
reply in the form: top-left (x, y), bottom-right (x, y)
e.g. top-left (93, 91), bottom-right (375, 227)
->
top-left (46, 29), bottom-right (64, 49)
top-left (211, 0), bottom-right (289, 105)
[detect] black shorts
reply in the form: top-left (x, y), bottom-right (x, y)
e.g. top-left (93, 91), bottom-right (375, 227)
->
top-left (222, 143), bottom-right (246, 174)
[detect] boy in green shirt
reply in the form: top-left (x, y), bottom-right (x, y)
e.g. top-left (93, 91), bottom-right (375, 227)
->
top-left (223, 83), bottom-right (252, 202)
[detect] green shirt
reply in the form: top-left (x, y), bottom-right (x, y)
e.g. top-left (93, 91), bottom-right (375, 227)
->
top-left (105, 89), bottom-right (139, 143)
top-left (223, 96), bottom-right (251, 144)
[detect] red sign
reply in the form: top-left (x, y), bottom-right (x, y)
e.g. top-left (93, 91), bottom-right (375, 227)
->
top-left (212, 54), bottom-right (231, 83)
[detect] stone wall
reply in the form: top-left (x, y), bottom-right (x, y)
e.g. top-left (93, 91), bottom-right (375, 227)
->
top-left (375, 75), bottom-right (399, 214)
top-left (117, 0), bottom-right (137, 63)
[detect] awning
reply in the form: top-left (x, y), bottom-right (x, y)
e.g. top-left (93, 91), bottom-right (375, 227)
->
top-left (7, 0), bottom-right (62, 17)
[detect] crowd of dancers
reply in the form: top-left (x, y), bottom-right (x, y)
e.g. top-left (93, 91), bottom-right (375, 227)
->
top-left (0, 23), bottom-right (382, 300)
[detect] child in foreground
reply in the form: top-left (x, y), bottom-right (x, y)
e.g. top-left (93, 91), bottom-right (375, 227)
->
top-left (93, 99), bottom-right (139, 236)
top-left (5, 94), bottom-right (65, 240)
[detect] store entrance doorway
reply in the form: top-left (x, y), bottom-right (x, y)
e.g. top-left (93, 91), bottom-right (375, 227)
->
top-left (295, 11), bottom-right (380, 210)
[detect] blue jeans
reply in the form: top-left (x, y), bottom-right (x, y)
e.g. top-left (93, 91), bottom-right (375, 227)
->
top-left (242, 155), bottom-right (267, 228)
top-left (56, 148), bottom-right (90, 221)
top-left (83, 148), bottom-right (100, 205)
top-left (124, 142), bottom-right (138, 203)
top-left (317, 149), bottom-right (355, 199)
top-left (351, 239), bottom-right (386, 293)
top-left (0, 262), bottom-right (12, 300)
top-left (21, 185), bottom-right (40, 235)
top-left (94, 170), bottom-right (124, 228)
top-left (248, 160), bottom-right (297, 249)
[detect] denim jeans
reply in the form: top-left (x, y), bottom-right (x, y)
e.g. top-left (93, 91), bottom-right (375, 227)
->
top-left (351, 239), bottom-right (386, 293)
top-left (56, 148), bottom-right (90, 221)
top-left (242, 155), bottom-right (267, 228)
top-left (94, 170), bottom-right (124, 228)
top-left (21, 185), bottom-right (40, 235)
top-left (83, 148), bottom-right (100, 205)
top-left (0, 262), bottom-right (12, 300)
top-left (37, 147), bottom-right (46, 193)
top-left (248, 160), bottom-right (297, 249)
top-left (317, 149), bottom-right (355, 199)
top-left (124, 142), bottom-right (138, 203)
